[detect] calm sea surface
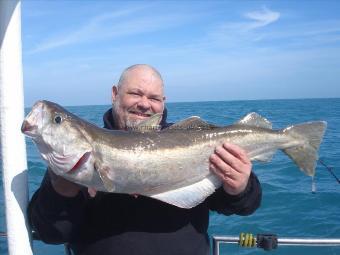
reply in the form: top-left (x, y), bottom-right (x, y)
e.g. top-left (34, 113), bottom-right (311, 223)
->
top-left (1, 98), bottom-right (340, 254)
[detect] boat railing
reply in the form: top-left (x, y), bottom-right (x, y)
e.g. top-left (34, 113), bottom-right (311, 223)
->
top-left (212, 233), bottom-right (340, 255)
top-left (2, 231), bottom-right (340, 254)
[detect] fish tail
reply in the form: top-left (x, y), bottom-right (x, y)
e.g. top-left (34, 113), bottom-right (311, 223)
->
top-left (282, 121), bottom-right (327, 176)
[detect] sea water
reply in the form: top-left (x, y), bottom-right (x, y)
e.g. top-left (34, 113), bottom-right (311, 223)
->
top-left (1, 98), bottom-right (339, 255)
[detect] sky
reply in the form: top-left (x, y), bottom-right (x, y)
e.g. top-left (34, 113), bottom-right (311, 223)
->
top-left (21, 0), bottom-right (340, 106)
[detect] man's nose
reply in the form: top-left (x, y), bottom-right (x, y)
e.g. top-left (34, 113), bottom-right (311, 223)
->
top-left (137, 96), bottom-right (151, 110)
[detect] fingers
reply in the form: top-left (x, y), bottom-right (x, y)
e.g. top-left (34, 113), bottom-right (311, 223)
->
top-left (211, 143), bottom-right (250, 174)
top-left (209, 161), bottom-right (236, 182)
top-left (88, 187), bottom-right (97, 198)
top-left (210, 162), bottom-right (242, 194)
top-left (209, 142), bottom-right (252, 195)
top-left (221, 143), bottom-right (251, 165)
top-left (210, 154), bottom-right (238, 181)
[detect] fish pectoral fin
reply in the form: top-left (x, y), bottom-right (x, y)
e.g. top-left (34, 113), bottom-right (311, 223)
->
top-left (236, 112), bottom-right (272, 129)
top-left (150, 174), bottom-right (221, 209)
top-left (128, 113), bottom-right (162, 132)
top-left (166, 116), bottom-right (219, 130)
top-left (94, 163), bottom-right (115, 192)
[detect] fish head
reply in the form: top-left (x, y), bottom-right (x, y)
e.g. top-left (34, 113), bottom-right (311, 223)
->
top-left (22, 100), bottom-right (94, 177)
top-left (21, 100), bottom-right (45, 138)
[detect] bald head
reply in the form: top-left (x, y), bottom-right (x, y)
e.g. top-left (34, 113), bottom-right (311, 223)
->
top-left (117, 64), bottom-right (164, 89)
top-left (111, 64), bottom-right (166, 130)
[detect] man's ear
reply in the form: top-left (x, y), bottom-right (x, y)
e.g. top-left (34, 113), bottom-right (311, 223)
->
top-left (112, 85), bottom-right (118, 102)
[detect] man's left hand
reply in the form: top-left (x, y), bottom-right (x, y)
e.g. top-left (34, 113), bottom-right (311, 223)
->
top-left (209, 143), bottom-right (252, 195)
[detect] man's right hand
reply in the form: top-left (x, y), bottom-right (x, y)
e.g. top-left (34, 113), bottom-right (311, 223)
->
top-left (48, 169), bottom-right (82, 197)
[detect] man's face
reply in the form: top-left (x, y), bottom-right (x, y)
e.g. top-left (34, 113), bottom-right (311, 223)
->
top-left (112, 69), bottom-right (165, 130)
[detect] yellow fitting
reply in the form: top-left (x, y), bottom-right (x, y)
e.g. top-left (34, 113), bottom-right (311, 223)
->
top-left (239, 232), bottom-right (256, 248)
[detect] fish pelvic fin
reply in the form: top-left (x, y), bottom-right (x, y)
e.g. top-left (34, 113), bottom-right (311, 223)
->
top-left (283, 121), bottom-right (327, 176)
top-left (150, 174), bottom-right (221, 209)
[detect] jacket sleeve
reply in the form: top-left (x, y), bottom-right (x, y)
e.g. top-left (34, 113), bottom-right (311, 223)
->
top-left (28, 171), bottom-right (88, 244)
top-left (207, 171), bottom-right (262, 216)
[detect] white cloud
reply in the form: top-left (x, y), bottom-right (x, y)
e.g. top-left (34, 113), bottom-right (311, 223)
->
top-left (206, 6), bottom-right (281, 48)
top-left (244, 7), bottom-right (280, 30)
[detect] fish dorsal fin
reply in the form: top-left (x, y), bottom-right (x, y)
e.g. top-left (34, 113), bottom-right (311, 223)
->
top-left (236, 112), bottom-right (272, 129)
top-left (167, 116), bottom-right (219, 130)
top-left (128, 113), bottom-right (162, 132)
top-left (151, 174), bottom-right (221, 208)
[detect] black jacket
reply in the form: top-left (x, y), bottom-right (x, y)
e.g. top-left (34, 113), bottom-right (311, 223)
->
top-left (28, 108), bottom-right (262, 255)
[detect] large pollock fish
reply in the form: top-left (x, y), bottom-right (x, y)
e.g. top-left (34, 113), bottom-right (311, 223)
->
top-left (21, 100), bottom-right (326, 208)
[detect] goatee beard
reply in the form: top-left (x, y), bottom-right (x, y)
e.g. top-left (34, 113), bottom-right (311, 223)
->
top-left (112, 103), bottom-right (145, 130)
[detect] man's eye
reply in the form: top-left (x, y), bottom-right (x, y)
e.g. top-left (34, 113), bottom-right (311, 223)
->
top-left (150, 98), bottom-right (161, 102)
top-left (129, 92), bottom-right (140, 96)
top-left (54, 115), bottom-right (62, 124)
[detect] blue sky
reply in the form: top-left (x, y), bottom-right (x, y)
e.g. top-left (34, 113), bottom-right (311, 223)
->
top-left (22, 1), bottom-right (340, 106)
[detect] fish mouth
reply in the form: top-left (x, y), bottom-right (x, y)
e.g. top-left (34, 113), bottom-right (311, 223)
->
top-left (21, 101), bottom-right (45, 137)
top-left (21, 120), bottom-right (38, 137)
top-left (67, 151), bottom-right (92, 174)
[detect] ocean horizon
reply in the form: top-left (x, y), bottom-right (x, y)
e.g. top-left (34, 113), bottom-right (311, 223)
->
top-left (25, 97), bottom-right (340, 108)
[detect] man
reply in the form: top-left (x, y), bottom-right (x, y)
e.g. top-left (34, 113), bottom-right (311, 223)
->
top-left (28, 64), bottom-right (262, 255)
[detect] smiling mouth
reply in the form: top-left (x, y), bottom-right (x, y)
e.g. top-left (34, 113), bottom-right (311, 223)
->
top-left (129, 111), bottom-right (152, 118)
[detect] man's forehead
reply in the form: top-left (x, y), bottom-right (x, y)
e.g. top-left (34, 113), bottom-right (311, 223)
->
top-left (127, 68), bottom-right (160, 83)
top-left (121, 75), bottom-right (163, 92)
top-left (124, 84), bottom-right (164, 97)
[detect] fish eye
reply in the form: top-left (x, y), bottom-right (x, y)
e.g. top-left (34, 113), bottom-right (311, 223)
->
top-left (54, 115), bottom-right (62, 124)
